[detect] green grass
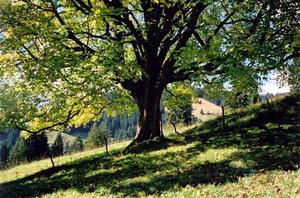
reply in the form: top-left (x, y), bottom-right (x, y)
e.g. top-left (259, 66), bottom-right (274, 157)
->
top-left (0, 94), bottom-right (299, 198)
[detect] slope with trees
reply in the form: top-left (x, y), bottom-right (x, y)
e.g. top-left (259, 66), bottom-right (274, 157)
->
top-left (0, 94), bottom-right (299, 197)
top-left (0, 0), bottom-right (298, 147)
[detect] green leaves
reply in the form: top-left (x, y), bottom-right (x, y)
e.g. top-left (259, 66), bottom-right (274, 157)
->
top-left (163, 83), bottom-right (197, 125)
top-left (0, 0), bottom-right (298, 136)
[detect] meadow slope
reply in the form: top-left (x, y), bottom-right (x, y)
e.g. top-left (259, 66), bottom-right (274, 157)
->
top-left (192, 98), bottom-right (222, 122)
top-left (0, 94), bottom-right (299, 198)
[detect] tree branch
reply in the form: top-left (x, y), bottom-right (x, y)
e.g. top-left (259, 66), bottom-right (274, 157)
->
top-left (14, 109), bottom-right (82, 134)
top-left (50, 2), bottom-right (95, 54)
top-left (192, 30), bottom-right (206, 47)
top-left (21, 44), bottom-right (39, 61)
top-left (160, 2), bottom-right (207, 83)
top-left (71, 0), bottom-right (92, 14)
top-left (91, 102), bottom-right (113, 120)
top-left (103, 0), bottom-right (146, 50)
top-left (280, 48), bottom-right (300, 63)
top-left (206, 9), bottom-right (237, 44)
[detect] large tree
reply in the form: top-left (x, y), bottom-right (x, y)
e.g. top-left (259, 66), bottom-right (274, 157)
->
top-left (0, 0), bottom-right (299, 143)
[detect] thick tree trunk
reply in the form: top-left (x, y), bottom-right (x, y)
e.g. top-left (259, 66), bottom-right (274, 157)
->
top-left (134, 83), bottom-right (164, 142)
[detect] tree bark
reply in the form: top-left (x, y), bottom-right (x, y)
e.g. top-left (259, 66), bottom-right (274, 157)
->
top-left (160, 110), bottom-right (164, 137)
top-left (133, 81), bottom-right (164, 142)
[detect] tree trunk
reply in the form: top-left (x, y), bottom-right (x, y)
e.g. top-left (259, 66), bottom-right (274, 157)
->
top-left (160, 110), bottom-right (164, 136)
top-left (104, 136), bottom-right (109, 157)
top-left (266, 98), bottom-right (272, 111)
top-left (48, 150), bottom-right (55, 168)
top-left (221, 105), bottom-right (225, 128)
top-left (134, 83), bottom-right (164, 142)
top-left (170, 120), bottom-right (179, 134)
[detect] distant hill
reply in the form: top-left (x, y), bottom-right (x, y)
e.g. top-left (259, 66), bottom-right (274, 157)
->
top-left (46, 132), bottom-right (77, 151)
top-left (192, 98), bottom-right (222, 121)
top-left (0, 129), bottom-right (19, 148)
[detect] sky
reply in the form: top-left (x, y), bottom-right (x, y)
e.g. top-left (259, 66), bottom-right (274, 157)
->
top-left (260, 71), bottom-right (290, 95)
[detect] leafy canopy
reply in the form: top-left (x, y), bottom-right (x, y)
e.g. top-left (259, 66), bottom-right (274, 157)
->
top-left (0, 0), bottom-right (298, 133)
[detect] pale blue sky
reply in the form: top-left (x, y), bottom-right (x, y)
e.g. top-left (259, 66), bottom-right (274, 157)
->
top-left (260, 71), bottom-right (290, 94)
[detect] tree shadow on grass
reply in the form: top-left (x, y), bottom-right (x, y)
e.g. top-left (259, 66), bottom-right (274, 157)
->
top-left (123, 136), bottom-right (186, 154)
top-left (1, 95), bottom-right (299, 197)
top-left (0, 148), bottom-right (248, 197)
top-left (2, 123), bottom-right (299, 198)
top-left (185, 95), bottom-right (299, 172)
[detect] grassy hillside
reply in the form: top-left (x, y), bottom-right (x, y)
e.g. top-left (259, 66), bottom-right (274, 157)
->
top-left (192, 98), bottom-right (222, 121)
top-left (0, 94), bottom-right (299, 197)
top-left (46, 132), bottom-right (77, 148)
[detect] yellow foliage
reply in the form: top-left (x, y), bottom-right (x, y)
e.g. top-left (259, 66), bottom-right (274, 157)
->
top-left (29, 117), bottom-right (51, 132)
top-left (20, 130), bottom-right (31, 139)
top-left (3, 27), bottom-right (14, 38)
top-left (71, 106), bottom-right (99, 127)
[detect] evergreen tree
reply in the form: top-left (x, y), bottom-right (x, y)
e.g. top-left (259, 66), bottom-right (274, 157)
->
top-left (28, 132), bottom-right (48, 161)
top-left (0, 144), bottom-right (9, 167)
top-left (51, 133), bottom-right (64, 157)
top-left (68, 112), bottom-right (138, 143)
top-left (8, 133), bottom-right (49, 165)
top-left (0, 128), bottom-right (19, 148)
top-left (115, 129), bottom-right (123, 141)
top-left (86, 123), bottom-right (111, 155)
top-left (70, 136), bottom-right (84, 153)
top-left (86, 123), bottom-right (104, 149)
top-left (112, 117), bottom-right (120, 131)
top-left (9, 138), bottom-right (28, 165)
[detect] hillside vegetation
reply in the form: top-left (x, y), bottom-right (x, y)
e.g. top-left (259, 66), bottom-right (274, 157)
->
top-left (0, 94), bottom-right (299, 198)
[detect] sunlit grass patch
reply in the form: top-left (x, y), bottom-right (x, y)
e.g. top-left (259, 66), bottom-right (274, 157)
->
top-left (157, 169), bottom-right (300, 198)
top-left (0, 94), bottom-right (299, 197)
top-left (0, 140), bottom-right (130, 183)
